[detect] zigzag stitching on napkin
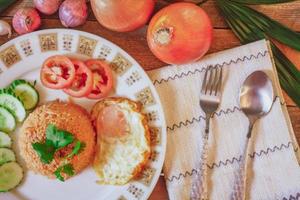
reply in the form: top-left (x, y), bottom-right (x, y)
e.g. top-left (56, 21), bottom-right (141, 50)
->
top-left (275, 95), bottom-right (286, 106)
top-left (283, 193), bottom-right (300, 200)
top-left (249, 142), bottom-right (292, 158)
top-left (213, 106), bottom-right (241, 117)
top-left (167, 96), bottom-right (284, 132)
top-left (153, 50), bottom-right (268, 85)
top-left (166, 141), bottom-right (292, 182)
top-left (208, 156), bottom-right (242, 169)
top-left (167, 116), bottom-right (206, 131)
top-left (153, 68), bottom-right (207, 85)
top-left (167, 106), bottom-right (241, 131)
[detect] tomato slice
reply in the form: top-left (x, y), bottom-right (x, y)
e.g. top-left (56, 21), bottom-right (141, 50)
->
top-left (63, 59), bottom-right (93, 97)
top-left (85, 59), bottom-right (114, 99)
top-left (41, 55), bottom-right (76, 89)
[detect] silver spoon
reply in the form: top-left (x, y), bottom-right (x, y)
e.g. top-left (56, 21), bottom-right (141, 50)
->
top-left (238, 71), bottom-right (274, 200)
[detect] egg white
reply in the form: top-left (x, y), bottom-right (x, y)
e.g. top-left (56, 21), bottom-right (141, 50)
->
top-left (93, 102), bottom-right (150, 185)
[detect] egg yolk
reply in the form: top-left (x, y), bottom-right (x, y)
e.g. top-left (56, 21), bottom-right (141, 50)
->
top-left (96, 105), bottom-right (129, 137)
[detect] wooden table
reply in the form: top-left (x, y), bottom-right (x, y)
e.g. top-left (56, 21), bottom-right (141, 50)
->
top-left (1, 1), bottom-right (299, 199)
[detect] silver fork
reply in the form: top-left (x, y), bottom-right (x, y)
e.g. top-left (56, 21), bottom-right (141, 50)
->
top-left (191, 65), bottom-right (223, 200)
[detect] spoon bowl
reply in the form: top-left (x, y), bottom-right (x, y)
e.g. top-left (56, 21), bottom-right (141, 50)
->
top-left (239, 71), bottom-right (274, 124)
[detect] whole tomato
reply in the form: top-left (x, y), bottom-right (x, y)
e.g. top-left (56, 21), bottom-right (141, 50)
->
top-left (91, 0), bottom-right (155, 32)
top-left (147, 2), bottom-right (213, 65)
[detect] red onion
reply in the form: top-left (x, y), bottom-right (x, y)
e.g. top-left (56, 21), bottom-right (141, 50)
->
top-left (33, 0), bottom-right (62, 15)
top-left (59, 0), bottom-right (88, 28)
top-left (12, 8), bottom-right (41, 35)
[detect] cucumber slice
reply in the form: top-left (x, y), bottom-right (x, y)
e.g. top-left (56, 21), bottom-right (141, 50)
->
top-left (10, 80), bottom-right (39, 110)
top-left (0, 162), bottom-right (23, 192)
top-left (0, 148), bottom-right (15, 165)
top-left (0, 132), bottom-right (11, 148)
top-left (0, 106), bottom-right (16, 133)
top-left (0, 90), bottom-right (26, 122)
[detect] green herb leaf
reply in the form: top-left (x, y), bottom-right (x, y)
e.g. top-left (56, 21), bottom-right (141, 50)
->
top-left (46, 124), bottom-right (74, 149)
top-left (230, 0), bottom-right (295, 5)
top-left (67, 141), bottom-right (84, 158)
top-left (32, 124), bottom-right (84, 182)
top-left (54, 163), bottom-right (75, 182)
top-left (62, 163), bottom-right (75, 176)
top-left (32, 124), bottom-right (75, 164)
top-left (54, 166), bottom-right (65, 182)
top-left (32, 142), bottom-right (55, 164)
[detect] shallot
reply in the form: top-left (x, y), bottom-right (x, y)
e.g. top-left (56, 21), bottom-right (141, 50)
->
top-left (33, 0), bottom-right (61, 15)
top-left (12, 8), bottom-right (41, 35)
top-left (59, 0), bottom-right (88, 28)
top-left (0, 20), bottom-right (12, 38)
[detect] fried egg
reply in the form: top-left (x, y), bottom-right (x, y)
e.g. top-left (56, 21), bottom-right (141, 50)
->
top-left (91, 97), bottom-right (150, 185)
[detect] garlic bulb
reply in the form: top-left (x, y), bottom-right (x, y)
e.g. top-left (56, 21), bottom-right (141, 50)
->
top-left (0, 20), bottom-right (12, 38)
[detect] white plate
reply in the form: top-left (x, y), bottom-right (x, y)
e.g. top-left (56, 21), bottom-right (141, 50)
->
top-left (0, 29), bottom-right (166, 200)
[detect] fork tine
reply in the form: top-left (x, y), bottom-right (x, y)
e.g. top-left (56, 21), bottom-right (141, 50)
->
top-left (210, 67), bottom-right (219, 95)
top-left (212, 67), bottom-right (220, 96)
top-left (201, 65), bottom-right (211, 93)
top-left (207, 66), bottom-right (215, 95)
top-left (215, 67), bottom-right (223, 96)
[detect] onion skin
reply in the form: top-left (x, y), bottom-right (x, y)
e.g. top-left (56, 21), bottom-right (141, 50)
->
top-left (0, 20), bottom-right (12, 38)
top-left (147, 2), bottom-right (213, 65)
top-left (33, 0), bottom-right (61, 15)
top-left (59, 0), bottom-right (88, 28)
top-left (12, 8), bottom-right (41, 35)
top-left (91, 0), bottom-right (155, 32)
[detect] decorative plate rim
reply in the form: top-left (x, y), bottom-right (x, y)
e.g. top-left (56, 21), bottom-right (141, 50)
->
top-left (0, 28), bottom-right (167, 200)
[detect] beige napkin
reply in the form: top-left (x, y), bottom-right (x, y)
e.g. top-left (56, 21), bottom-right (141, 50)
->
top-left (147, 40), bottom-right (300, 200)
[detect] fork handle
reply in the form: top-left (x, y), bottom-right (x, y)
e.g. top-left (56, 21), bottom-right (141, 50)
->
top-left (205, 116), bottom-right (210, 135)
top-left (190, 118), bottom-right (210, 200)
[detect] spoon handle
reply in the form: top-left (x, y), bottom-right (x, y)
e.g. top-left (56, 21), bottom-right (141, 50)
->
top-left (233, 124), bottom-right (253, 200)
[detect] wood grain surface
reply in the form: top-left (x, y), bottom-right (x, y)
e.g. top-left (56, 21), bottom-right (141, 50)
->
top-left (0, 1), bottom-right (299, 199)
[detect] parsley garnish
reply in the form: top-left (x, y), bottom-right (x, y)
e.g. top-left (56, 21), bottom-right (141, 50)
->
top-left (54, 163), bottom-right (75, 182)
top-left (45, 124), bottom-right (74, 149)
top-left (31, 124), bottom-right (85, 181)
top-left (32, 142), bottom-right (55, 164)
top-left (54, 141), bottom-right (85, 181)
top-left (32, 124), bottom-right (74, 164)
top-left (67, 140), bottom-right (83, 158)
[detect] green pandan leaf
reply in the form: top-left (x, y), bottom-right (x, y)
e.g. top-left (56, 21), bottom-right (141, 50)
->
top-left (0, 0), bottom-right (16, 14)
top-left (226, 0), bottom-right (300, 51)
